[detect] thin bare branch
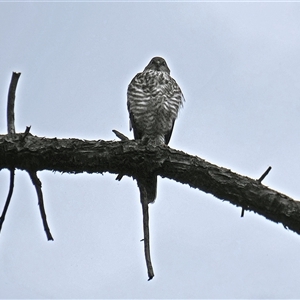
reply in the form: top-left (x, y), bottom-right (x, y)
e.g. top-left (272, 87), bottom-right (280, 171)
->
top-left (28, 171), bottom-right (54, 241)
top-left (257, 166), bottom-right (272, 183)
top-left (0, 169), bottom-right (15, 233)
top-left (7, 72), bottom-right (21, 135)
top-left (139, 184), bottom-right (154, 280)
top-left (20, 126), bottom-right (31, 142)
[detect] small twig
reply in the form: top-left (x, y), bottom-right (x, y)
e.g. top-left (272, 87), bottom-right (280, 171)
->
top-left (241, 206), bottom-right (245, 218)
top-left (241, 166), bottom-right (272, 217)
top-left (139, 184), bottom-right (154, 281)
top-left (28, 171), bottom-right (54, 241)
top-left (257, 166), bottom-right (272, 183)
top-left (20, 126), bottom-right (31, 142)
top-left (7, 72), bottom-right (21, 135)
top-left (115, 174), bottom-right (123, 181)
top-left (113, 130), bottom-right (129, 181)
top-left (112, 129), bottom-right (129, 141)
top-left (0, 169), bottom-right (15, 233)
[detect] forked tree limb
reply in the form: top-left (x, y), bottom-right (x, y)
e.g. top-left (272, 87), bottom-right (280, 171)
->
top-left (1, 72), bottom-right (52, 241)
top-left (0, 72), bottom-right (21, 233)
top-left (3, 73), bottom-right (299, 282)
top-left (1, 134), bottom-right (300, 235)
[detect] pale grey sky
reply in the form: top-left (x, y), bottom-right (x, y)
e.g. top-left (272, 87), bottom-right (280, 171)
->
top-left (1, 2), bottom-right (300, 298)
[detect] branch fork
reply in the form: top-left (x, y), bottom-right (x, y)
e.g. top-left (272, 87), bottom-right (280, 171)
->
top-left (0, 72), bottom-right (53, 241)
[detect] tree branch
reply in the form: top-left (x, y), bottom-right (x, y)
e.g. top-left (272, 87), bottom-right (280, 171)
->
top-left (7, 72), bottom-right (21, 135)
top-left (28, 171), bottom-right (54, 241)
top-left (0, 72), bottom-right (21, 234)
top-left (139, 182), bottom-right (155, 280)
top-left (0, 168), bottom-right (15, 232)
top-left (1, 134), bottom-right (300, 235)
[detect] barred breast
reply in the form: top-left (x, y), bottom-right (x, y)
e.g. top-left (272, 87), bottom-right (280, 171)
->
top-left (127, 69), bottom-right (184, 146)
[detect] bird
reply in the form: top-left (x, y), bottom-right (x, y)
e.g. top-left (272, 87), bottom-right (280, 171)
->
top-left (127, 56), bottom-right (184, 203)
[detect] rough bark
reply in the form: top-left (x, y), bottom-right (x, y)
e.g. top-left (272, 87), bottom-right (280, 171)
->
top-left (1, 133), bottom-right (300, 235)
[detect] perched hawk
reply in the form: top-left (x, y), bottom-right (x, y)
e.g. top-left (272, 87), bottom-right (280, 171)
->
top-left (127, 57), bottom-right (184, 203)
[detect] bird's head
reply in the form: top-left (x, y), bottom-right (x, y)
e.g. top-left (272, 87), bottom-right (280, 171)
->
top-left (144, 57), bottom-right (170, 74)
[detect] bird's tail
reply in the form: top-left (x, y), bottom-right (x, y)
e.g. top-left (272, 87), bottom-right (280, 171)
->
top-left (137, 175), bottom-right (157, 204)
